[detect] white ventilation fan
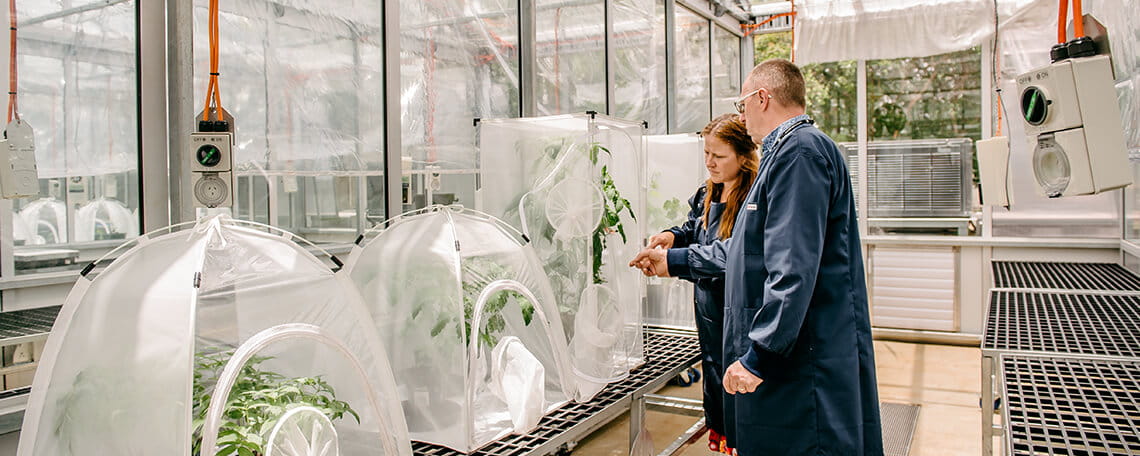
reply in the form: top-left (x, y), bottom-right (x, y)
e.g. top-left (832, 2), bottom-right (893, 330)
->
top-left (265, 406), bottom-right (340, 456)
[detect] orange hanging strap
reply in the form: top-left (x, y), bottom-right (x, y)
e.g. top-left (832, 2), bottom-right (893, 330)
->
top-left (7, 0), bottom-right (18, 123)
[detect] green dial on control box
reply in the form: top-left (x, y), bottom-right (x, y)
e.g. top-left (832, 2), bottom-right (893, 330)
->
top-left (196, 144), bottom-right (222, 167)
top-left (1021, 86), bottom-right (1048, 126)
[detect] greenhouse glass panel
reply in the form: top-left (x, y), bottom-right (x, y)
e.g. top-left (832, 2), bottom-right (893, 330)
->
top-left (400, 0), bottom-right (519, 214)
top-left (863, 49), bottom-right (982, 236)
top-left (711, 26), bottom-right (741, 118)
top-left (673, 6), bottom-right (710, 133)
top-left (18, 216), bottom-right (411, 456)
top-left (536, 0), bottom-right (605, 115)
top-left (644, 134), bottom-right (705, 329)
top-left (342, 206), bottom-right (576, 452)
top-left (612, 0), bottom-right (665, 132)
top-left (193, 0), bottom-right (384, 242)
top-left (9, 0), bottom-right (140, 275)
top-left (476, 114), bottom-right (646, 400)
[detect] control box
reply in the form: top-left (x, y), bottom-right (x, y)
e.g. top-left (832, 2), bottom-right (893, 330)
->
top-left (0, 119), bottom-right (39, 199)
top-left (189, 132), bottom-right (234, 208)
top-left (1016, 55), bottom-right (1130, 197)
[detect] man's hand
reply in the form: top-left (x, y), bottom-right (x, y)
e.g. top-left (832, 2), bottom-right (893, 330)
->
top-left (723, 360), bottom-right (763, 394)
top-left (647, 231), bottom-right (676, 249)
top-left (628, 248), bottom-right (670, 277)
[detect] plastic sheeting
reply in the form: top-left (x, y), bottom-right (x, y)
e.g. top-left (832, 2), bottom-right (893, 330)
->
top-left (18, 215), bottom-right (412, 456)
top-left (15, 1), bottom-right (138, 179)
top-left (674, 6), bottom-right (711, 133)
top-left (644, 134), bottom-right (704, 330)
top-left (401, 0), bottom-right (518, 173)
top-left (711, 26), bottom-right (742, 117)
top-left (795, 0), bottom-right (1004, 64)
top-left (536, 0), bottom-right (606, 115)
top-left (193, 0), bottom-right (384, 174)
top-left (476, 113), bottom-right (646, 400)
top-left (15, 198), bottom-right (67, 245)
top-left (613, 0), bottom-right (667, 133)
top-left (341, 206), bottom-right (575, 452)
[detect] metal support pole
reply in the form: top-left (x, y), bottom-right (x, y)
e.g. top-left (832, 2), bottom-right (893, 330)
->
top-left (629, 392), bottom-right (647, 450)
top-left (981, 354), bottom-right (995, 456)
top-left (856, 59), bottom-right (868, 237)
top-left (139, 0), bottom-right (169, 232)
top-left (520, 0), bottom-right (537, 117)
top-left (664, 0), bottom-right (677, 133)
top-left (166, 0), bottom-right (195, 225)
top-left (604, 0), bottom-right (615, 116)
top-left (383, 0), bottom-right (403, 220)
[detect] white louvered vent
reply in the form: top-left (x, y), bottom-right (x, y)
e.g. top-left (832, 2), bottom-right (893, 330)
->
top-left (869, 245), bottom-right (958, 331)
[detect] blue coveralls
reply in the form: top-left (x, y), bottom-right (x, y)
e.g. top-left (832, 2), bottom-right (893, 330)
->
top-left (666, 116), bottom-right (884, 455)
top-left (664, 185), bottom-right (728, 439)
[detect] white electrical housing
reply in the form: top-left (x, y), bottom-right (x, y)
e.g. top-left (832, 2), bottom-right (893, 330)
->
top-left (1016, 54), bottom-right (1131, 197)
top-left (1, 119), bottom-right (39, 199)
top-left (189, 132), bottom-right (234, 208)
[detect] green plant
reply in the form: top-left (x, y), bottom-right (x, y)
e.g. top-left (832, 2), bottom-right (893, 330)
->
top-left (589, 144), bottom-right (636, 284)
top-left (425, 259), bottom-right (536, 349)
top-left (192, 350), bottom-right (359, 456)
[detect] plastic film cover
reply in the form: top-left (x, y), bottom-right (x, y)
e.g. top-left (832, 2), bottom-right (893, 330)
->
top-left (644, 134), bottom-right (705, 330)
top-left (18, 216), bottom-right (411, 456)
top-left (711, 26), bottom-right (742, 118)
top-left (612, 0), bottom-right (666, 132)
top-left (342, 206), bottom-right (574, 452)
top-left (193, 0), bottom-right (384, 174)
top-left (535, 0), bottom-right (606, 116)
top-left (674, 6), bottom-right (711, 133)
top-left (17, 1), bottom-right (138, 179)
top-left (401, 0), bottom-right (519, 172)
top-left (476, 114), bottom-right (646, 400)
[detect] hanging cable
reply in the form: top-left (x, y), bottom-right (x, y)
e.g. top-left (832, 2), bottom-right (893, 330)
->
top-left (1056, 0), bottom-right (1068, 44)
top-left (7, 0), bottom-right (19, 123)
top-left (201, 0), bottom-right (224, 122)
top-left (1071, 0), bottom-right (1083, 38)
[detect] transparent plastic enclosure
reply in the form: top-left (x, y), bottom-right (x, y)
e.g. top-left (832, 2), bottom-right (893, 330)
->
top-left (16, 197), bottom-right (68, 245)
top-left (18, 215), bottom-right (411, 456)
top-left (644, 134), bottom-right (706, 330)
top-left (74, 197), bottom-right (139, 242)
top-left (476, 113), bottom-right (647, 399)
top-left (341, 205), bottom-right (577, 453)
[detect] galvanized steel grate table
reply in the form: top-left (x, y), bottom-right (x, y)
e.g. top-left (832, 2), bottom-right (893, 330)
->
top-left (991, 261), bottom-right (1140, 292)
top-left (982, 264), bottom-right (1140, 456)
top-left (0, 306), bottom-right (61, 345)
top-left (413, 331), bottom-right (700, 456)
top-left (1000, 354), bottom-right (1140, 456)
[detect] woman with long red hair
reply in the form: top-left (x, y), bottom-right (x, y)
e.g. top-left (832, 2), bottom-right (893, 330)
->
top-left (646, 113), bottom-right (758, 454)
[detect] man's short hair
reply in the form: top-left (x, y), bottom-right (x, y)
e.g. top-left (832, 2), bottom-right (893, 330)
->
top-left (748, 59), bottom-right (806, 108)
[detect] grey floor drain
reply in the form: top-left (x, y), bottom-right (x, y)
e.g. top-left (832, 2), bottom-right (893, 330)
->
top-left (881, 402), bottom-right (920, 456)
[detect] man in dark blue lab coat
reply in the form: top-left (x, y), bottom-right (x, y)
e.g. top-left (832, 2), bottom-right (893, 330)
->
top-left (630, 59), bottom-right (883, 455)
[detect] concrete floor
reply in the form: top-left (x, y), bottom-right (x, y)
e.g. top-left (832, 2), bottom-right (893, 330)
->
top-left (573, 340), bottom-right (986, 456)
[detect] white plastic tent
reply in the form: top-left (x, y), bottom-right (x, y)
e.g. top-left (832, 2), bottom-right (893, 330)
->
top-left (18, 215), bottom-right (411, 456)
top-left (477, 113), bottom-right (647, 399)
top-left (341, 205), bottom-right (577, 453)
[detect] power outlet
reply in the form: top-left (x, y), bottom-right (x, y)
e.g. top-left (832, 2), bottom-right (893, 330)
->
top-left (190, 131), bottom-right (235, 208)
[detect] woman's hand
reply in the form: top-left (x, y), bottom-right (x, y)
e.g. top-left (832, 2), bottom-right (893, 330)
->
top-left (647, 231), bottom-right (676, 249)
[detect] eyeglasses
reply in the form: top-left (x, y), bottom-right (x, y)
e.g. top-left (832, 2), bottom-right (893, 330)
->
top-left (733, 88), bottom-right (768, 114)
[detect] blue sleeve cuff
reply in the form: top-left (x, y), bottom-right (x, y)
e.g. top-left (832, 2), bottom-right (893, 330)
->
top-left (667, 227), bottom-right (685, 244)
top-left (739, 346), bottom-right (767, 381)
top-left (666, 248), bottom-right (692, 278)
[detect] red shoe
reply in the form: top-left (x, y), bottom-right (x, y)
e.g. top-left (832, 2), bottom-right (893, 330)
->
top-left (707, 430), bottom-right (723, 452)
